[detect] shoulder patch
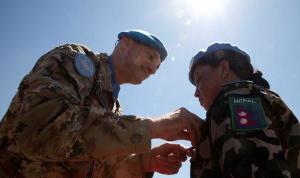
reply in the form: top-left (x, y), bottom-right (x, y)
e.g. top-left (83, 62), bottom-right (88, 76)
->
top-left (229, 97), bottom-right (267, 131)
top-left (74, 53), bottom-right (95, 78)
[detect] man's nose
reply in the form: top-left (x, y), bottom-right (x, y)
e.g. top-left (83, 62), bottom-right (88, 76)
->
top-left (147, 64), bottom-right (157, 74)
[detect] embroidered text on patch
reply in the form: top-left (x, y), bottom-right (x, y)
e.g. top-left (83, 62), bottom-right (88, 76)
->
top-left (229, 97), bottom-right (267, 131)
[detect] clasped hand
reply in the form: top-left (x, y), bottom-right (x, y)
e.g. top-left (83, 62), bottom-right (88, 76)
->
top-left (149, 107), bottom-right (202, 147)
top-left (142, 143), bottom-right (188, 175)
top-left (144, 107), bottom-right (202, 174)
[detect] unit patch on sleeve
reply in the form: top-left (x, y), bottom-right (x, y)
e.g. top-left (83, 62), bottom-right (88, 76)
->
top-left (229, 97), bottom-right (267, 131)
top-left (74, 53), bottom-right (95, 78)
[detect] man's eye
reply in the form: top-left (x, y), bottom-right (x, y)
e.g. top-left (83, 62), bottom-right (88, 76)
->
top-left (149, 54), bottom-right (154, 61)
top-left (195, 77), bottom-right (202, 85)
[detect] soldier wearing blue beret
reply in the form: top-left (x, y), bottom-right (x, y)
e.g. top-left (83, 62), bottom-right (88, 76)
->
top-left (0, 30), bottom-right (201, 177)
top-left (118, 30), bottom-right (168, 62)
top-left (188, 43), bottom-right (300, 178)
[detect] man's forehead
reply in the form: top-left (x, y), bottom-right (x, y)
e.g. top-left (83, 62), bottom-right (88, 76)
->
top-left (193, 69), bottom-right (200, 82)
top-left (194, 65), bottom-right (202, 75)
top-left (193, 65), bottom-right (206, 82)
top-left (137, 41), bottom-right (160, 57)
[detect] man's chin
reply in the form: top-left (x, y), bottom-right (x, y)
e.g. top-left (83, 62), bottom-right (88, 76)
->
top-left (200, 102), bottom-right (208, 111)
top-left (132, 81), bottom-right (143, 85)
top-left (129, 79), bottom-right (143, 85)
top-left (128, 76), bottom-right (149, 85)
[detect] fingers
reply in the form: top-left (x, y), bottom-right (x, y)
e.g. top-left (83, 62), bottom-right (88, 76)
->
top-left (163, 143), bottom-right (188, 162)
top-left (186, 147), bottom-right (195, 157)
top-left (168, 152), bottom-right (187, 162)
top-left (154, 155), bottom-right (183, 175)
top-left (174, 130), bottom-right (190, 141)
top-left (189, 112), bottom-right (202, 146)
top-left (148, 108), bottom-right (202, 146)
top-left (180, 108), bottom-right (202, 147)
top-left (150, 143), bottom-right (188, 174)
top-left (187, 126), bottom-right (197, 147)
top-left (188, 119), bottom-right (200, 147)
top-left (158, 143), bottom-right (187, 155)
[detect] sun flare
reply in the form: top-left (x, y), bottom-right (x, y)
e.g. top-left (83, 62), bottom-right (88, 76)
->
top-left (190, 0), bottom-right (224, 17)
top-left (175, 0), bottom-right (224, 19)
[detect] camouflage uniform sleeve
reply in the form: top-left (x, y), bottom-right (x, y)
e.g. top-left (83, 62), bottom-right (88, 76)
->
top-left (263, 91), bottom-right (300, 178)
top-left (287, 122), bottom-right (300, 178)
top-left (13, 44), bottom-right (151, 162)
top-left (106, 154), bottom-right (153, 178)
top-left (210, 92), bottom-right (299, 178)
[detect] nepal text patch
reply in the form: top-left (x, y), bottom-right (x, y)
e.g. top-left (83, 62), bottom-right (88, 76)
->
top-left (229, 97), bottom-right (267, 131)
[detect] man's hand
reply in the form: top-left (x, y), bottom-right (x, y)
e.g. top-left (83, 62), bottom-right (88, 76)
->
top-left (142, 143), bottom-right (187, 175)
top-left (148, 107), bottom-right (202, 147)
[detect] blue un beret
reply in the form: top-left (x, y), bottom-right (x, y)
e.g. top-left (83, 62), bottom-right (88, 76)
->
top-left (118, 30), bottom-right (168, 61)
top-left (189, 43), bottom-right (250, 85)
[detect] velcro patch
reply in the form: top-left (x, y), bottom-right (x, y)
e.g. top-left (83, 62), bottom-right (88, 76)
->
top-left (74, 53), bottom-right (95, 78)
top-left (229, 97), bottom-right (267, 131)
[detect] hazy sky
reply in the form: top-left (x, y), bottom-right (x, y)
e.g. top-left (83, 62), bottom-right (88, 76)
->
top-left (1, 0), bottom-right (300, 177)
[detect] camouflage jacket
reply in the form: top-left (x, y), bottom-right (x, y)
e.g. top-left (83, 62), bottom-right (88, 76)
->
top-left (191, 81), bottom-right (300, 178)
top-left (0, 44), bottom-right (152, 178)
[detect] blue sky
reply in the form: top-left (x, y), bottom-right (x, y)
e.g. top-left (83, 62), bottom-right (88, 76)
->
top-left (1, 0), bottom-right (300, 177)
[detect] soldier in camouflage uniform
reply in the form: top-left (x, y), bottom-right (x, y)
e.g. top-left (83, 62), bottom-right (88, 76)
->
top-left (188, 43), bottom-right (300, 178)
top-left (0, 30), bottom-right (201, 178)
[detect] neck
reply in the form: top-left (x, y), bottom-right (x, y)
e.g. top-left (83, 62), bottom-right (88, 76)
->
top-left (111, 52), bottom-right (126, 85)
top-left (222, 72), bottom-right (240, 86)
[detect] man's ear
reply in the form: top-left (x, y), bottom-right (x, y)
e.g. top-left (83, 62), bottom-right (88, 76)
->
top-left (118, 37), bottom-right (132, 54)
top-left (218, 60), bottom-right (230, 79)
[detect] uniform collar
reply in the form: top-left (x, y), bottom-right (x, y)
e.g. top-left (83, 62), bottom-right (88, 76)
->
top-left (222, 80), bottom-right (254, 92)
top-left (222, 80), bottom-right (253, 87)
top-left (108, 56), bottom-right (120, 99)
top-left (94, 53), bottom-right (113, 93)
top-left (206, 80), bottom-right (254, 117)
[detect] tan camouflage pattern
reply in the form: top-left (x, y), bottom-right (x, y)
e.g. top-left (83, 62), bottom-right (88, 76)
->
top-left (0, 44), bottom-right (151, 178)
top-left (191, 81), bottom-right (300, 178)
